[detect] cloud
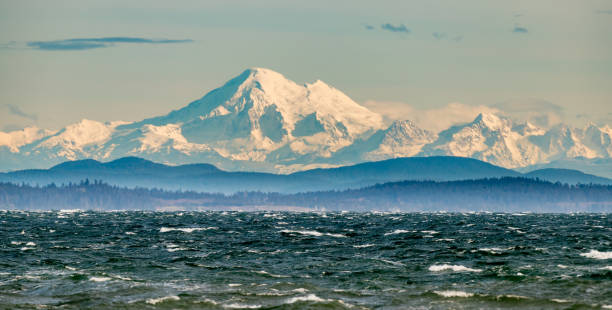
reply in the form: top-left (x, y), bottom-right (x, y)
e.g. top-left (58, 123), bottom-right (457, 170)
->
top-left (381, 23), bottom-right (410, 34)
top-left (2, 124), bottom-right (25, 132)
top-left (4, 104), bottom-right (37, 121)
top-left (595, 9), bottom-right (612, 14)
top-left (513, 26), bottom-right (528, 33)
top-left (491, 100), bottom-right (564, 127)
top-left (432, 32), bottom-right (463, 42)
top-left (362, 101), bottom-right (498, 132)
top-left (364, 24), bottom-right (375, 30)
top-left (26, 37), bottom-right (193, 51)
top-left (432, 32), bottom-right (447, 40)
top-left (362, 99), bottom-right (570, 132)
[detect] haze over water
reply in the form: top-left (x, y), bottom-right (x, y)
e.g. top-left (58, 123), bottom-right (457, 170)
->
top-left (1, 211), bottom-right (611, 309)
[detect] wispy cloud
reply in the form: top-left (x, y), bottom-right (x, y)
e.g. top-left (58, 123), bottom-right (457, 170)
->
top-left (362, 101), bottom-right (498, 132)
top-left (432, 32), bottom-right (463, 42)
top-left (491, 100), bottom-right (564, 128)
top-left (25, 37), bottom-right (193, 51)
top-left (4, 104), bottom-right (37, 121)
top-left (513, 26), bottom-right (528, 33)
top-left (363, 99), bottom-right (569, 132)
top-left (381, 23), bottom-right (410, 34)
top-left (595, 9), bottom-right (612, 14)
top-left (432, 32), bottom-right (447, 40)
top-left (364, 24), bottom-right (375, 30)
top-left (2, 124), bottom-right (25, 132)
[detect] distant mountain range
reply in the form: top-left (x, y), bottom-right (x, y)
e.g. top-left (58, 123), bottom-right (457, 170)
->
top-left (1, 68), bottom-right (610, 176)
top-left (1, 156), bottom-right (609, 194)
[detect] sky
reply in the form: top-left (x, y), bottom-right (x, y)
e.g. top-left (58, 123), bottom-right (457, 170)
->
top-left (0, 0), bottom-right (611, 132)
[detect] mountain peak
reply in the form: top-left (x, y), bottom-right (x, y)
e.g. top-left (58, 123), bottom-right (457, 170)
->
top-left (472, 112), bottom-right (505, 130)
top-left (233, 67), bottom-right (293, 89)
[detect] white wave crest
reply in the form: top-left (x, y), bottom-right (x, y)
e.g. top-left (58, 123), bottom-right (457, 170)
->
top-left (146, 295), bottom-right (180, 305)
top-left (434, 290), bottom-right (474, 298)
top-left (285, 294), bottom-right (326, 304)
top-left (223, 303), bottom-right (262, 309)
top-left (160, 227), bottom-right (217, 233)
top-left (279, 229), bottom-right (345, 238)
top-left (384, 229), bottom-right (413, 236)
top-left (580, 250), bottom-right (612, 260)
top-left (429, 264), bottom-right (482, 272)
top-left (253, 270), bottom-right (288, 278)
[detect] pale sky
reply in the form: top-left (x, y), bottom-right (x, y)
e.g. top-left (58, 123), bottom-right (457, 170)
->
top-left (0, 0), bottom-right (611, 131)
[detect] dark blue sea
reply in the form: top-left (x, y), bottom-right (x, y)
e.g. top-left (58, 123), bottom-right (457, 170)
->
top-left (1, 211), bottom-right (611, 309)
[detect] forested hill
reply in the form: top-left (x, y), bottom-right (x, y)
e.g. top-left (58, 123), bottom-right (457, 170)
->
top-left (1, 178), bottom-right (610, 212)
top-left (2, 156), bottom-right (611, 195)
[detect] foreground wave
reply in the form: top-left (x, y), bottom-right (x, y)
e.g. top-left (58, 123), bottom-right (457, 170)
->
top-left (1, 211), bottom-right (611, 309)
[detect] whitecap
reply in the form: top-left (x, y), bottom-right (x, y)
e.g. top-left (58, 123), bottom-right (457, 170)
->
top-left (292, 288), bottom-right (308, 293)
top-left (384, 229), bottom-right (413, 236)
top-left (160, 227), bottom-right (217, 233)
top-left (285, 294), bottom-right (326, 304)
top-left (166, 244), bottom-right (188, 252)
top-left (507, 227), bottom-right (526, 234)
top-left (479, 247), bottom-right (512, 254)
top-left (600, 266), bottom-right (612, 271)
top-left (228, 283), bottom-right (242, 287)
top-left (223, 303), bottom-right (262, 309)
top-left (434, 290), bottom-right (474, 298)
top-left (421, 230), bottom-right (439, 234)
top-left (253, 270), bottom-right (288, 278)
top-left (580, 250), bottom-right (612, 260)
top-left (25, 242), bottom-right (36, 246)
top-left (353, 244), bottom-right (374, 248)
top-left (497, 294), bottom-right (529, 300)
top-left (146, 295), bottom-right (180, 305)
top-left (280, 229), bottom-right (345, 238)
top-left (89, 276), bottom-right (112, 282)
top-left (59, 209), bottom-right (82, 214)
top-left (429, 264), bottom-right (482, 273)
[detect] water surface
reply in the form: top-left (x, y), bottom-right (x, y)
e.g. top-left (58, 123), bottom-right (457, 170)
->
top-left (1, 211), bottom-right (611, 309)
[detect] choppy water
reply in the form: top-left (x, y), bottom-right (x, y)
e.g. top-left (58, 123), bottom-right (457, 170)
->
top-left (1, 211), bottom-right (611, 309)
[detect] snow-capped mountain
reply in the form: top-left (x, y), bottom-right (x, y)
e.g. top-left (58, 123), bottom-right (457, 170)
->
top-left (338, 120), bottom-right (437, 162)
top-left (1, 68), bottom-right (385, 172)
top-left (419, 113), bottom-right (544, 168)
top-left (0, 68), bottom-right (610, 173)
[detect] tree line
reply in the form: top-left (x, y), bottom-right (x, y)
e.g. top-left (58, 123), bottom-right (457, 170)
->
top-left (0, 177), bottom-right (610, 212)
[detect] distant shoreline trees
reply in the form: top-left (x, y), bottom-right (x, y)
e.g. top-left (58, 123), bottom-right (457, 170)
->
top-left (0, 177), bottom-right (610, 212)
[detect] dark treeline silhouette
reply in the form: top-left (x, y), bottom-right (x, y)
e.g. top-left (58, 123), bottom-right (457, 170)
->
top-left (0, 177), bottom-right (610, 212)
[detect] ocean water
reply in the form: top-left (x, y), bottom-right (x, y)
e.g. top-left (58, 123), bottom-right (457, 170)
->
top-left (1, 211), bottom-right (611, 309)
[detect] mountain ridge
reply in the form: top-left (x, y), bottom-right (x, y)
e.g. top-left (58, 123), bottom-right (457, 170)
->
top-left (1, 68), bottom-right (610, 174)
top-left (1, 156), bottom-right (610, 194)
